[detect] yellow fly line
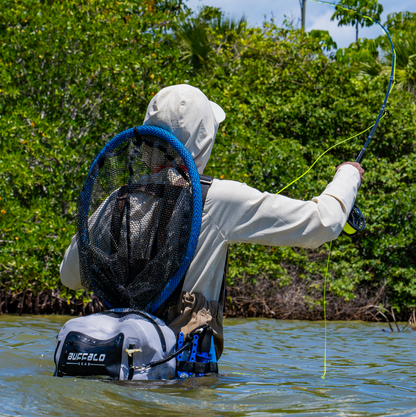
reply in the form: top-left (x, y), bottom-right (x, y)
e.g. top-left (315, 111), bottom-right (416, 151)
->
top-left (274, 0), bottom-right (397, 378)
top-left (321, 239), bottom-right (332, 379)
top-left (275, 114), bottom-right (387, 196)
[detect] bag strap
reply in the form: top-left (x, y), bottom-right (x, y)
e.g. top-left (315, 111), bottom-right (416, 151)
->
top-left (199, 175), bottom-right (213, 206)
top-left (102, 310), bottom-right (166, 353)
top-left (155, 175), bottom-right (214, 322)
top-left (198, 176), bottom-right (229, 313)
top-left (218, 246), bottom-right (229, 311)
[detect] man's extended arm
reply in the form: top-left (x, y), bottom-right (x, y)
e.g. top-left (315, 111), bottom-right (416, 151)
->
top-left (207, 164), bottom-right (362, 249)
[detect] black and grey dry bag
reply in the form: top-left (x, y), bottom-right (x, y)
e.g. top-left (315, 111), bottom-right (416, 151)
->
top-left (54, 310), bottom-right (177, 380)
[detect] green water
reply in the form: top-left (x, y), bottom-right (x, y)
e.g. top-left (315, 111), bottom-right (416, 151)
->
top-left (0, 315), bottom-right (415, 416)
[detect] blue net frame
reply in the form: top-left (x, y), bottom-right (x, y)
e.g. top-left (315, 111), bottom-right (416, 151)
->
top-left (77, 125), bottom-right (203, 312)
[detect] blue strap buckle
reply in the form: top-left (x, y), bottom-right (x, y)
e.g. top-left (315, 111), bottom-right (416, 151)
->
top-left (177, 332), bottom-right (184, 362)
top-left (189, 335), bottom-right (199, 363)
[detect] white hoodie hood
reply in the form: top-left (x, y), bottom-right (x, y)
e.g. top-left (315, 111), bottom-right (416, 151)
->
top-left (143, 84), bottom-right (225, 174)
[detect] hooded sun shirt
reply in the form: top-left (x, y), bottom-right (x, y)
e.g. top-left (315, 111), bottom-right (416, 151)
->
top-left (60, 84), bottom-right (361, 358)
top-left (143, 84), bottom-right (225, 174)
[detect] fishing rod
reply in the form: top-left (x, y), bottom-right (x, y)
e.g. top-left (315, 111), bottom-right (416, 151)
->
top-left (276, 0), bottom-right (397, 379)
top-left (309, 0), bottom-right (397, 235)
top-left (301, 0), bottom-right (396, 379)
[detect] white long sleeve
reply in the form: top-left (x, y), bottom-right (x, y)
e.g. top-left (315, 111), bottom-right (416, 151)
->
top-left (60, 234), bottom-right (82, 290)
top-left (213, 163), bottom-right (359, 248)
top-left (182, 164), bottom-right (360, 300)
top-left (60, 164), bottom-right (361, 298)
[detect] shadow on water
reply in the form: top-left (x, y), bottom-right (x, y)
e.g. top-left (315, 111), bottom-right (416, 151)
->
top-left (0, 315), bottom-right (416, 416)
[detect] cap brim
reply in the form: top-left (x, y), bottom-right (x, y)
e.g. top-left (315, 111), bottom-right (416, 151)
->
top-left (209, 101), bottom-right (226, 124)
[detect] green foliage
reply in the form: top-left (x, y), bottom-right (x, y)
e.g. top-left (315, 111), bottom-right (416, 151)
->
top-left (208, 12), bottom-right (247, 42)
top-left (358, 30), bottom-right (416, 97)
top-left (336, 37), bottom-right (381, 65)
top-left (173, 7), bottom-right (246, 71)
top-left (309, 30), bottom-right (337, 51)
top-left (384, 12), bottom-right (416, 34)
top-left (0, 0), bottom-right (415, 311)
top-left (387, 32), bottom-right (416, 95)
top-left (331, 0), bottom-right (383, 45)
top-left (174, 18), bottom-right (213, 70)
top-left (198, 6), bottom-right (222, 22)
top-left (0, 0), bottom-right (187, 294)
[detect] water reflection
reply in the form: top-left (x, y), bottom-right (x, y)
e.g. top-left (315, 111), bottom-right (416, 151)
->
top-left (0, 315), bottom-right (415, 416)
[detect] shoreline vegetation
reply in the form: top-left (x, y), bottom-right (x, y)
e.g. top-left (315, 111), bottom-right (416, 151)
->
top-left (0, 277), bottom-right (413, 327)
top-left (1, 1), bottom-right (415, 321)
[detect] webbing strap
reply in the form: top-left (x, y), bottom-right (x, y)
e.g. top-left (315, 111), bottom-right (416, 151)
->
top-left (128, 343), bottom-right (135, 380)
top-left (199, 175), bottom-right (229, 311)
top-left (199, 175), bottom-right (213, 206)
top-left (110, 186), bottom-right (128, 255)
top-left (177, 361), bottom-right (218, 374)
top-left (154, 175), bottom-right (214, 322)
top-left (102, 310), bottom-right (166, 353)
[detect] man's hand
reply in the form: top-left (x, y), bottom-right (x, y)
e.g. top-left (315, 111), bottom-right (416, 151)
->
top-left (336, 162), bottom-right (365, 186)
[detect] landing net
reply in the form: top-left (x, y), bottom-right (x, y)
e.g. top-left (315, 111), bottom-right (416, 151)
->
top-left (76, 126), bottom-right (202, 312)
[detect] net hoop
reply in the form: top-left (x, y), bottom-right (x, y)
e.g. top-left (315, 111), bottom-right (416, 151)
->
top-left (77, 125), bottom-right (203, 312)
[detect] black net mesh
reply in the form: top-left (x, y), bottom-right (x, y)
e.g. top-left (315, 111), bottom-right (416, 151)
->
top-left (76, 133), bottom-right (194, 310)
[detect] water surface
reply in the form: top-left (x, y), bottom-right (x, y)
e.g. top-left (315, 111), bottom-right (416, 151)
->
top-left (0, 315), bottom-right (415, 416)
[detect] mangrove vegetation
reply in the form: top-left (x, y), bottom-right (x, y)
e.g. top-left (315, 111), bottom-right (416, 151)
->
top-left (0, 0), bottom-right (415, 319)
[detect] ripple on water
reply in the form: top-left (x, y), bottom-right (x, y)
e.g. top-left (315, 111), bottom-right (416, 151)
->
top-left (0, 315), bottom-right (415, 416)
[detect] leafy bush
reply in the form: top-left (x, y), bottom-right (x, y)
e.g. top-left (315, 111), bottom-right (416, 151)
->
top-left (0, 0), bottom-right (187, 297)
top-left (0, 0), bottom-right (415, 311)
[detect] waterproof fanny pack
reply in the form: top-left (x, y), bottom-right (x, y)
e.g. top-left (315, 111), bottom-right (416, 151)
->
top-left (54, 310), bottom-right (218, 380)
top-left (54, 310), bottom-right (177, 380)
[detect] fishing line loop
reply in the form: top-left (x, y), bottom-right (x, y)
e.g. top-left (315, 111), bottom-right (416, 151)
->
top-left (321, 240), bottom-right (332, 379)
top-left (275, 0), bottom-right (396, 378)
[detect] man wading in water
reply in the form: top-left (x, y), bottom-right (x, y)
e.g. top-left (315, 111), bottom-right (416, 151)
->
top-left (60, 84), bottom-right (364, 360)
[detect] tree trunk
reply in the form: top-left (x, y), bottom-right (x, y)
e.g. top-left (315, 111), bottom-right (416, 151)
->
top-left (301, 0), bottom-right (306, 30)
top-left (356, 20), bottom-right (359, 49)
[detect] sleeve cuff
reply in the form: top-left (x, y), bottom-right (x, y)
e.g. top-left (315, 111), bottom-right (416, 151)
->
top-left (320, 164), bottom-right (361, 214)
